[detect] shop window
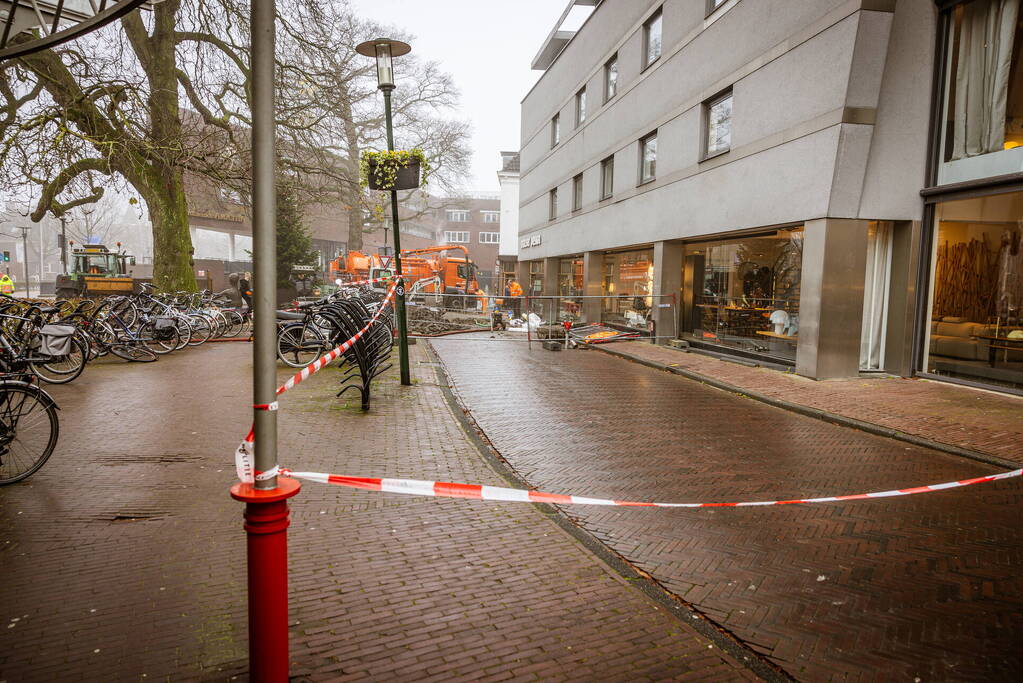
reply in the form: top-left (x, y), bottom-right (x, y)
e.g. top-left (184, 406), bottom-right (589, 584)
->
top-left (529, 260), bottom-right (544, 295)
top-left (687, 228), bottom-right (804, 362)
top-left (643, 8), bottom-right (663, 70)
top-left (605, 53), bottom-right (619, 102)
top-left (600, 155), bottom-right (615, 199)
top-left (924, 189), bottom-right (1023, 392)
top-left (559, 257), bottom-right (584, 322)
top-left (602, 249), bottom-right (655, 330)
top-left (938, 0), bottom-right (1023, 184)
top-left (704, 90), bottom-right (732, 159)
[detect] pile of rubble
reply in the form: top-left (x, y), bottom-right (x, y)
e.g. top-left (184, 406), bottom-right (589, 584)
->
top-left (407, 305), bottom-right (488, 335)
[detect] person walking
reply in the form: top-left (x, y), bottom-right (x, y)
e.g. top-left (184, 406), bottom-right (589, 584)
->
top-left (239, 271), bottom-right (253, 310)
top-left (506, 276), bottom-right (523, 318)
top-left (0, 272), bottom-right (15, 295)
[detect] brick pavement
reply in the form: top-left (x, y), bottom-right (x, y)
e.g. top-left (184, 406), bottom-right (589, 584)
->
top-left (0, 342), bottom-right (756, 681)
top-left (430, 337), bottom-right (1023, 681)
top-left (600, 341), bottom-right (1023, 465)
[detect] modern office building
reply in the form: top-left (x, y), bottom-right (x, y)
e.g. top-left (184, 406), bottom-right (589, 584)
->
top-left (518, 0), bottom-right (1023, 394)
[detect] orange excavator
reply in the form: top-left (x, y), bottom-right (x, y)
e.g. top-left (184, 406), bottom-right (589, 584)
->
top-left (329, 245), bottom-right (487, 310)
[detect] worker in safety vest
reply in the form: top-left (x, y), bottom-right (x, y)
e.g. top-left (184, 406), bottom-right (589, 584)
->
top-left (0, 273), bottom-right (14, 295)
top-left (506, 276), bottom-right (523, 317)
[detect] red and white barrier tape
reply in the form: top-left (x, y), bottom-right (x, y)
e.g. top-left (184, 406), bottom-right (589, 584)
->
top-left (235, 281), bottom-right (398, 483)
top-left (275, 467), bottom-right (1023, 507)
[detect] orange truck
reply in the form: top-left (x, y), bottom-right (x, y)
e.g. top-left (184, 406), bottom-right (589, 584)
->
top-left (329, 245), bottom-right (486, 309)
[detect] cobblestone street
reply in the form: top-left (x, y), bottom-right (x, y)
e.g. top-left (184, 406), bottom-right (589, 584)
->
top-left (431, 338), bottom-right (1023, 681)
top-left (0, 342), bottom-right (755, 681)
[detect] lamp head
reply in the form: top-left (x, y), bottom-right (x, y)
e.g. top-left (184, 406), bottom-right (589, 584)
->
top-left (355, 38), bottom-right (411, 90)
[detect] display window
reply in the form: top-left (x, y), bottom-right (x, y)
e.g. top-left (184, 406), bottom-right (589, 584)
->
top-left (558, 257), bottom-right (584, 321)
top-left (602, 249), bottom-right (654, 330)
top-left (924, 190), bottom-right (1023, 391)
top-left (687, 228), bottom-right (803, 361)
top-left (528, 260), bottom-right (544, 295)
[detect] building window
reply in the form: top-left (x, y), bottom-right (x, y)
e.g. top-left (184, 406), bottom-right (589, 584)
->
top-left (706, 0), bottom-right (728, 15)
top-left (446, 210), bottom-right (469, 222)
top-left (643, 8), bottom-right (662, 69)
top-left (705, 90), bottom-right (733, 158)
top-left (551, 113), bottom-right (561, 148)
top-left (443, 231), bottom-right (469, 243)
top-left (575, 87), bottom-right (587, 126)
top-left (572, 174), bottom-right (584, 211)
top-left (479, 232), bottom-right (500, 244)
top-left (482, 211), bottom-right (500, 223)
top-left (924, 189), bottom-right (1023, 392)
top-left (549, 187), bottom-right (558, 221)
top-left (688, 229), bottom-right (804, 363)
top-left (639, 131), bottom-right (657, 184)
top-left (605, 53), bottom-right (619, 101)
top-left (601, 155), bottom-right (614, 199)
top-left (937, 0), bottom-right (1023, 185)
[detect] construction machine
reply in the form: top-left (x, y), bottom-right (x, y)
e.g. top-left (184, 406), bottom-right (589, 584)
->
top-left (330, 245), bottom-right (486, 309)
top-left (54, 243), bottom-right (139, 299)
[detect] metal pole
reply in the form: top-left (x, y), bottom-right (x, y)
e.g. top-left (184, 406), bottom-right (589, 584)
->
top-left (60, 216), bottom-right (67, 274)
top-left (227, 3), bottom-right (300, 682)
top-left (382, 86), bottom-right (411, 386)
top-left (20, 228), bottom-right (29, 297)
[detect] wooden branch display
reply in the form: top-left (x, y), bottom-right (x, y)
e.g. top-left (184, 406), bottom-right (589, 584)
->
top-left (933, 236), bottom-right (997, 323)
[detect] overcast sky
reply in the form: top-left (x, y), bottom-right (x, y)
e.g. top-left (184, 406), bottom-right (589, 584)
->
top-left (347, 0), bottom-right (584, 192)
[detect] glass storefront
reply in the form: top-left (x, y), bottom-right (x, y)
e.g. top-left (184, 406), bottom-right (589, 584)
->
top-left (686, 228), bottom-right (804, 362)
top-left (558, 257), bottom-right (584, 322)
top-left (601, 248), bottom-right (654, 330)
top-left (924, 190), bottom-right (1023, 391)
top-left (527, 260), bottom-right (544, 295)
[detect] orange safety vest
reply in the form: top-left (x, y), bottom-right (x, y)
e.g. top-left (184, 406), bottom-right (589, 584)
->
top-left (0, 275), bottom-right (13, 294)
top-left (508, 282), bottom-right (523, 297)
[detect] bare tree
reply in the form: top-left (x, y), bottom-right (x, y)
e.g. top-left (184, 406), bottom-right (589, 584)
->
top-left (0, 0), bottom-right (472, 289)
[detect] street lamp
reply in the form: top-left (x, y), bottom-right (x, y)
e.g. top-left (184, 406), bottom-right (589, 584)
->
top-left (17, 226), bottom-right (30, 297)
top-left (355, 37), bottom-right (412, 386)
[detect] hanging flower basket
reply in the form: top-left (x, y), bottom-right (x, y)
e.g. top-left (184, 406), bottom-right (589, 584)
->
top-left (360, 149), bottom-right (431, 191)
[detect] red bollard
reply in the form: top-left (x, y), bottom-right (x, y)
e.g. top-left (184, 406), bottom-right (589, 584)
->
top-left (231, 478), bottom-right (301, 682)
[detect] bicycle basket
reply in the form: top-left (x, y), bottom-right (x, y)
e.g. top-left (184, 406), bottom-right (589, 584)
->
top-left (37, 324), bottom-right (76, 356)
top-left (153, 317), bottom-right (177, 340)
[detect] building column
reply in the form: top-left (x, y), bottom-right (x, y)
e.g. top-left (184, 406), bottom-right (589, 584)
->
top-left (652, 241), bottom-right (683, 342)
top-left (795, 218), bottom-right (869, 379)
top-left (541, 257), bottom-right (559, 296)
top-left (582, 250), bottom-right (603, 323)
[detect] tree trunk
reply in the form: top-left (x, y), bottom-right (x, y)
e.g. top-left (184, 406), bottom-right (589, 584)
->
top-left (146, 164), bottom-right (196, 291)
top-left (340, 95), bottom-right (364, 253)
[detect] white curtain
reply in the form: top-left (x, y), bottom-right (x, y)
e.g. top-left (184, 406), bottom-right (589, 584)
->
top-left (860, 222), bottom-right (892, 371)
top-left (952, 0), bottom-right (1020, 160)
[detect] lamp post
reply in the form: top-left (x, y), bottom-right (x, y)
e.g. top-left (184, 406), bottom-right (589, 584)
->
top-left (355, 38), bottom-right (412, 386)
top-left (59, 214), bottom-right (69, 274)
top-left (17, 226), bottom-right (30, 297)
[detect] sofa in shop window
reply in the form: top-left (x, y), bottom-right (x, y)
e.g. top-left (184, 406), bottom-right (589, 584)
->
top-left (928, 317), bottom-right (1023, 362)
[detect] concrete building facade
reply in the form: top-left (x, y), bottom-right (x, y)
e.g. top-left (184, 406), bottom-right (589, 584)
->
top-left (519, 0), bottom-right (1023, 395)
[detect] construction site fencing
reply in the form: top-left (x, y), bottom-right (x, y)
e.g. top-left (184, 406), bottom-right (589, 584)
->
top-left (403, 293), bottom-right (678, 344)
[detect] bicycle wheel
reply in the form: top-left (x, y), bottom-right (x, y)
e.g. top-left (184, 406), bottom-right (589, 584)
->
top-left (187, 314), bottom-right (214, 346)
top-left (109, 343), bottom-right (158, 362)
top-left (173, 318), bottom-right (191, 350)
top-left (31, 336), bottom-right (88, 385)
top-left (218, 310), bottom-right (242, 338)
top-left (0, 382), bottom-right (59, 485)
top-left (139, 321), bottom-right (179, 355)
top-left (277, 323), bottom-right (326, 368)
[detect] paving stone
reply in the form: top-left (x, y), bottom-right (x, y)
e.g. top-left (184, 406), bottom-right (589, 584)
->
top-left (0, 342), bottom-right (751, 681)
top-left (431, 337), bottom-right (1023, 680)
